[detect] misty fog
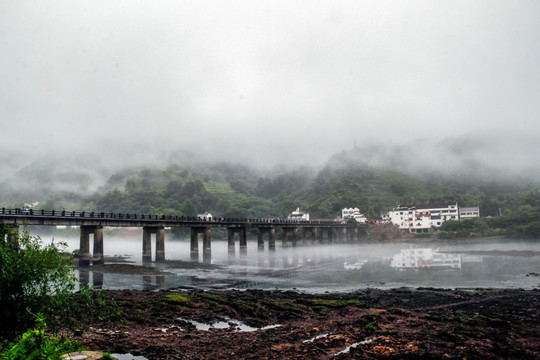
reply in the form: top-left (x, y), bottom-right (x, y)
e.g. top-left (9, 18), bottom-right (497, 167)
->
top-left (1, 1), bottom-right (539, 179)
top-left (49, 233), bottom-right (540, 292)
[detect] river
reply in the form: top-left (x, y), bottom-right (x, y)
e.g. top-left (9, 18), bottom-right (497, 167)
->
top-left (42, 229), bottom-right (540, 292)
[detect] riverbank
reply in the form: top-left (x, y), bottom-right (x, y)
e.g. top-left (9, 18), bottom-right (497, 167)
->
top-left (73, 287), bottom-right (539, 359)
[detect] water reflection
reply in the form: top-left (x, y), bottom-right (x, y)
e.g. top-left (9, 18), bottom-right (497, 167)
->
top-left (43, 233), bottom-right (540, 292)
top-left (389, 248), bottom-right (462, 270)
top-left (78, 269), bottom-right (103, 289)
top-left (143, 275), bottom-right (165, 290)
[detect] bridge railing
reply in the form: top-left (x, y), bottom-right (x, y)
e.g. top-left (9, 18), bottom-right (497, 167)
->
top-left (0, 208), bottom-right (355, 226)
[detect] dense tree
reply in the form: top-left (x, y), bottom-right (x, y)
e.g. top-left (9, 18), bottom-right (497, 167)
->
top-left (68, 161), bottom-right (540, 238)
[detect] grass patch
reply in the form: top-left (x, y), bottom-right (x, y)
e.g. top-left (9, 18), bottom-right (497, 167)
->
top-left (347, 299), bottom-right (365, 306)
top-left (354, 312), bottom-right (381, 335)
top-left (307, 298), bottom-right (350, 308)
top-left (195, 292), bottom-right (225, 303)
top-left (165, 293), bottom-right (192, 304)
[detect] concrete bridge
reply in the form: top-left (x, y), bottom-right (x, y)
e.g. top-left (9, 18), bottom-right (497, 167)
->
top-left (0, 208), bottom-right (365, 265)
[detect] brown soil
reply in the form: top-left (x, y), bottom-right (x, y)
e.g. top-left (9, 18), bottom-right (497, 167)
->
top-left (73, 287), bottom-right (540, 359)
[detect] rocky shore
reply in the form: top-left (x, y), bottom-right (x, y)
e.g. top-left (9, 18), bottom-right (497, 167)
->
top-left (73, 287), bottom-right (539, 359)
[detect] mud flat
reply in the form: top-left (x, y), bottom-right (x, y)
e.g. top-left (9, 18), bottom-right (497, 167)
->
top-left (73, 287), bottom-right (539, 359)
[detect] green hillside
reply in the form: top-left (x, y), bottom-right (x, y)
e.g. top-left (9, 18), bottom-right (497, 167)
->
top-left (3, 148), bottom-right (540, 239)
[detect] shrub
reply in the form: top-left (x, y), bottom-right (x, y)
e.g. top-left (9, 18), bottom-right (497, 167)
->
top-left (0, 226), bottom-right (75, 337)
top-left (0, 311), bottom-right (80, 360)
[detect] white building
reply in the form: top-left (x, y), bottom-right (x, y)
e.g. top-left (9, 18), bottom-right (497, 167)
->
top-left (288, 208), bottom-right (309, 221)
top-left (459, 206), bottom-right (480, 219)
top-left (387, 204), bottom-right (462, 233)
top-left (341, 207), bottom-right (367, 223)
top-left (197, 212), bottom-right (213, 220)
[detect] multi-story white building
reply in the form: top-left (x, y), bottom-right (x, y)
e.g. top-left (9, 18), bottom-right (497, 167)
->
top-left (387, 204), bottom-right (478, 233)
top-left (341, 207), bottom-right (367, 223)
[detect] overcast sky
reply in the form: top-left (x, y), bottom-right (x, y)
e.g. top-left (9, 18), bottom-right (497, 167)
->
top-left (1, 0), bottom-right (539, 168)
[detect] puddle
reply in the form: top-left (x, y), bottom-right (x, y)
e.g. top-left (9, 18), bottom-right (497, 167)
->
top-left (111, 354), bottom-right (148, 360)
top-left (159, 325), bottom-right (184, 333)
top-left (176, 317), bottom-right (280, 332)
top-left (303, 333), bottom-right (329, 343)
top-left (333, 336), bottom-right (378, 356)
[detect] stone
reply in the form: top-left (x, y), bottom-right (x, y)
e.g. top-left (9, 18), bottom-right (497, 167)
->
top-left (61, 351), bottom-right (117, 360)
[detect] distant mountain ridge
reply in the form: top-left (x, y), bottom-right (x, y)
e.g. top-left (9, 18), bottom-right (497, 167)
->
top-left (1, 135), bottom-right (538, 220)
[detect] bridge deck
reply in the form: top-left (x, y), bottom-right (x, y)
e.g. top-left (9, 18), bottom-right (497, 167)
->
top-left (0, 208), bottom-right (362, 229)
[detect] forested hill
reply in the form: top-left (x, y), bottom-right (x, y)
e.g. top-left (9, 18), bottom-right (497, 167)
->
top-left (2, 146), bottom-right (539, 222)
top-left (79, 152), bottom-right (537, 221)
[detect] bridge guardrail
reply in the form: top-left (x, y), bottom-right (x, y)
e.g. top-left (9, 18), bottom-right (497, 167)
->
top-left (0, 208), bottom-right (357, 226)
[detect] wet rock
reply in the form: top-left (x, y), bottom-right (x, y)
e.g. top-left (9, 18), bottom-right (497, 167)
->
top-left (61, 351), bottom-right (114, 360)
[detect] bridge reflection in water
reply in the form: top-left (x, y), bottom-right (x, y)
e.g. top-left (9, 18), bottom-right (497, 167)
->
top-left (0, 208), bottom-right (365, 267)
top-left (75, 240), bottom-right (355, 291)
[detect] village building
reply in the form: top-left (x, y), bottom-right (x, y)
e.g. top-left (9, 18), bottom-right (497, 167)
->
top-left (288, 208), bottom-right (310, 221)
top-left (459, 206), bottom-right (480, 219)
top-left (387, 204), bottom-right (479, 233)
top-left (341, 207), bottom-right (367, 223)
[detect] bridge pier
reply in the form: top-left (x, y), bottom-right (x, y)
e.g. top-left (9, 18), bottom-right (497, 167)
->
top-left (79, 225), bottom-right (103, 267)
top-left (327, 228), bottom-right (334, 243)
top-left (346, 227), bottom-right (356, 241)
top-left (302, 227), bottom-right (315, 244)
top-left (203, 227), bottom-right (211, 263)
top-left (257, 227), bottom-right (276, 250)
top-left (312, 227), bottom-right (320, 244)
top-left (93, 226), bottom-right (104, 265)
top-left (191, 227), bottom-right (211, 263)
top-left (190, 228), bottom-right (199, 260)
top-left (227, 227), bottom-right (247, 256)
top-left (142, 226), bottom-right (165, 263)
top-left (281, 228), bottom-right (298, 247)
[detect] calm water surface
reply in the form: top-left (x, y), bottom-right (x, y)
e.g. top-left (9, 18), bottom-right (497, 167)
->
top-left (44, 230), bottom-right (540, 292)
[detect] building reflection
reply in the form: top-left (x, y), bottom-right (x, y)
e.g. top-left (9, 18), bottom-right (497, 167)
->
top-left (390, 248), bottom-right (462, 270)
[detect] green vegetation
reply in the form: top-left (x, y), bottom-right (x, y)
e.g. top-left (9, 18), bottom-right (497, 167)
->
top-left (0, 226), bottom-right (75, 337)
top-left (0, 226), bottom-right (124, 358)
top-left (354, 312), bottom-right (381, 335)
top-left (0, 312), bottom-right (80, 360)
top-left (165, 292), bottom-right (192, 304)
top-left (72, 286), bottom-right (123, 326)
top-left (74, 160), bottom-right (540, 239)
top-left (5, 148), bottom-right (540, 239)
top-left (438, 218), bottom-right (497, 239)
top-left (438, 190), bottom-right (540, 238)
